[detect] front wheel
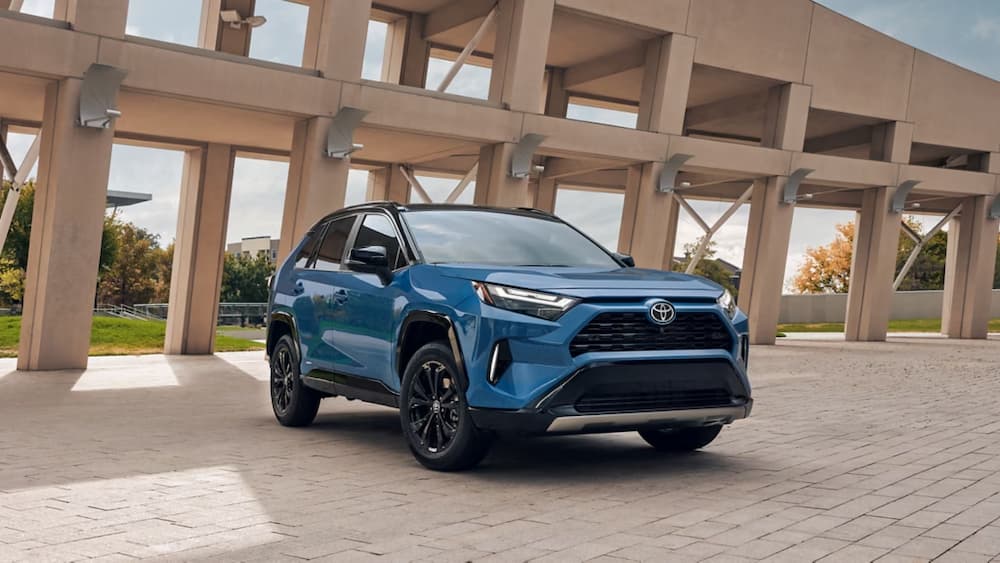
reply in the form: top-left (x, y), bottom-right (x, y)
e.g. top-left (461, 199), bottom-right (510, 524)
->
top-left (270, 335), bottom-right (320, 427)
top-left (400, 342), bottom-right (493, 471)
top-left (638, 425), bottom-right (722, 452)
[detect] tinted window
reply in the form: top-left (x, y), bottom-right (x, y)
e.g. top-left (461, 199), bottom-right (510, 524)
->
top-left (314, 216), bottom-right (356, 271)
top-left (352, 214), bottom-right (405, 270)
top-left (402, 210), bottom-right (619, 268)
top-left (294, 230), bottom-right (320, 268)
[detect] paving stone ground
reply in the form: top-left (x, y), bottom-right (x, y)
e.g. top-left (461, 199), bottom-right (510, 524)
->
top-left (1, 337), bottom-right (999, 562)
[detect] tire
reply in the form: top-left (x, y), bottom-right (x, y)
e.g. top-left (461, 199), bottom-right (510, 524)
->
top-left (400, 341), bottom-right (493, 471)
top-left (270, 334), bottom-right (321, 427)
top-left (638, 425), bottom-right (722, 452)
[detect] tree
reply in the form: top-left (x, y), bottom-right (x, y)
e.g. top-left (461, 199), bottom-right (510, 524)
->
top-left (792, 218), bottom-right (996, 294)
top-left (0, 181), bottom-right (119, 306)
top-left (220, 252), bottom-right (274, 303)
top-left (96, 219), bottom-right (164, 306)
top-left (793, 222), bottom-right (855, 294)
top-left (673, 238), bottom-right (739, 296)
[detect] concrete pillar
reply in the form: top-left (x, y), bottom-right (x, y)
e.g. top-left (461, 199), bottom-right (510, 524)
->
top-left (473, 143), bottom-right (531, 207)
top-left (164, 144), bottom-right (234, 355)
top-left (534, 177), bottom-right (557, 212)
top-left (278, 117), bottom-right (350, 261)
top-left (844, 121), bottom-right (912, 341)
top-left (302, 0), bottom-right (372, 80)
top-left (844, 188), bottom-right (900, 341)
top-left (618, 163), bottom-right (679, 270)
top-left (366, 164), bottom-right (410, 203)
top-left (637, 33), bottom-right (696, 134)
top-left (198, 0), bottom-right (255, 55)
top-left (870, 122), bottom-right (914, 163)
top-left (739, 177), bottom-right (795, 345)
top-left (54, 0), bottom-right (130, 37)
top-left (762, 83), bottom-right (811, 151)
top-left (383, 14), bottom-right (429, 87)
top-left (942, 196), bottom-right (998, 338)
top-left (18, 80), bottom-right (114, 370)
top-left (544, 69), bottom-right (569, 118)
top-left (488, 0), bottom-right (554, 112)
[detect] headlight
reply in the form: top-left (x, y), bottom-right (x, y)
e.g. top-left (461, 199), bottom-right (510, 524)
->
top-left (472, 282), bottom-right (578, 321)
top-left (718, 289), bottom-right (737, 319)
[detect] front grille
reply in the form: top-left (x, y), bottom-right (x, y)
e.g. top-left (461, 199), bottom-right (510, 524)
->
top-left (569, 312), bottom-right (733, 356)
top-left (575, 388), bottom-right (733, 413)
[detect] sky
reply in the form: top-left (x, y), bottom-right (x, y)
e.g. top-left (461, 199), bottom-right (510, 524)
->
top-left (5, 0), bottom-right (1000, 290)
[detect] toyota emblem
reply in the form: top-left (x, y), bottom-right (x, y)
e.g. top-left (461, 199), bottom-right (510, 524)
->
top-left (648, 300), bottom-right (676, 326)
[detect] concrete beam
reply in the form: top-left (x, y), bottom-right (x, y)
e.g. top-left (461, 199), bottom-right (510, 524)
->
top-left (474, 142), bottom-right (531, 207)
top-left (165, 144), bottom-right (234, 355)
top-left (18, 79), bottom-right (115, 370)
top-left (383, 13), bottom-right (429, 87)
top-left (844, 187), bottom-right (900, 341)
top-left (762, 83), bottom-right (811, 152)
top-left (563, 44), bottom-right (645, 89)
top-left (367, 164), bottom-right (411, 203)
top-left (618, 162), bottom-right (679, 270)
top-left (803, 125), bottom-right (874, 155)
top-left (278, 116), bottom-right (350, 262)
top-left (424, 0), bottom-right (495, 39)
top-left (197, 0), bottom-right (255, 55)
top-left (488, 0), bottom-right (554, 112)
top-left (739, 176), bottom-right (795, 345)
top-left (942, 196), bottom-right (999, 338)
top-left (302, 0), bottom-right (372, 80)
top-left (542, 156), bottom-right (622, 179)
top-left (870, 121), bottom-right (913, 163)
top-left (637, 34), bottom-right (695, 135)
top-left (55, 0), bottom-right (129, 38)
top-left (684, 90), bottom-right (770, 130)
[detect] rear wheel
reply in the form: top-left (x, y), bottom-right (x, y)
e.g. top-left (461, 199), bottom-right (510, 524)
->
top-left (400, 342), bottom-right (493, 471)
top-left (638, 425), bottom-right (722, 452)
top-left (270, 335), bottom-right (320, 427)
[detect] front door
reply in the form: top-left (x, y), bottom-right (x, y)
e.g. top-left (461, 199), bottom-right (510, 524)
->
top-left (332, 212), bottom-right (408, 392)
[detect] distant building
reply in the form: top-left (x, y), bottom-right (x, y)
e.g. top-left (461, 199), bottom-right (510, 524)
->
top-left (227, 236), bottom-right (280, 262)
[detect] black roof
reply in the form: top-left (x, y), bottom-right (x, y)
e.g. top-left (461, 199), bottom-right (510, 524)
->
top-left (319, 201), bottom-right (557, 225)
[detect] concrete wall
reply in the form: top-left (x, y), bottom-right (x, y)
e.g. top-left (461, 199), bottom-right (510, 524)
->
top-left (780, 290), bottom-right (1000, 324)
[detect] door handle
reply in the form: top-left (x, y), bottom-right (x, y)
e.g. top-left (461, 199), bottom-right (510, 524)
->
top-left (292, 281), bottom-right (305, 295)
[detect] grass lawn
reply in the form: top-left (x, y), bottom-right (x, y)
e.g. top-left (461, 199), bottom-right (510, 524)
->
top-left (778, 318), bottom-right (1000, 333)
top-left (0, 316), bottom-right (265, 358)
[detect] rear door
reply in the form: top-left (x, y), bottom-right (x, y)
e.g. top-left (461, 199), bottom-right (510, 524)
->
top-left (293, 214), bottom-right (357, 376)
top-left (331, 212), bottom-right (408, 391)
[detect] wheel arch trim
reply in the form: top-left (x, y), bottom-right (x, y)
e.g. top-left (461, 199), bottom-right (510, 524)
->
top-left (396, 310), bottom-right (469, 391)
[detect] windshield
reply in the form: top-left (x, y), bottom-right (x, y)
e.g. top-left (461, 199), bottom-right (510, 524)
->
top-left (401, 210), bottom-right (620, 268)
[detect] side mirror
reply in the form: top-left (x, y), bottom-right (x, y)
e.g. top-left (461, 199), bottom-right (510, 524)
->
top-left (348, 245), bottom-right (393, 284)
top-left (614, 253), bottom-right (636, 267)
top-left (349, 245), bottom-right (388, 267)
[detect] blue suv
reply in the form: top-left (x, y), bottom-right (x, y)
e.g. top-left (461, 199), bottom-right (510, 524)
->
top-left (266, 203), bottom-right (751, 470)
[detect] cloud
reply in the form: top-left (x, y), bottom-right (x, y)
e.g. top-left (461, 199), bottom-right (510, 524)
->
top-left (972, 19), bottom-right (1000, 42)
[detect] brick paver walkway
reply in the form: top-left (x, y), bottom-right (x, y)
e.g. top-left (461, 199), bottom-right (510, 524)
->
top-left (1, 338), bottom-right (999, 562)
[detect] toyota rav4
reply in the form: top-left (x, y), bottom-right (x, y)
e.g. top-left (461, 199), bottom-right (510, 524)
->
top-left (266, 203), bottom-right (752, 471)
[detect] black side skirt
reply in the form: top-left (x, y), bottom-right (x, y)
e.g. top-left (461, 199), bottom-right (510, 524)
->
top-left (302, 371), bottom-right (399, 408)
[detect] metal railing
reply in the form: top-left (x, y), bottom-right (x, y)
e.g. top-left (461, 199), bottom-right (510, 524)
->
top-left (98, 303), bottom-right (269, 326)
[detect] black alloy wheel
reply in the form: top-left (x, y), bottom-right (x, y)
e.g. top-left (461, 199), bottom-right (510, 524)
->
top-left (400, 341), bottom-right (493, 471)
top-left (270, 334), bottom-right (320, 427)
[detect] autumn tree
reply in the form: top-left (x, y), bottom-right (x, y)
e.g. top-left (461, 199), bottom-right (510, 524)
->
top-left (793, 218), bottom-right (964, 294)
top-left (96, 219), bottom-right (168, 305)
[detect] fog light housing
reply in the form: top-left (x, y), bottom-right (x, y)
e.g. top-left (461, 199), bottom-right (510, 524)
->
top-left (487, 340), bottom-right (512, 385)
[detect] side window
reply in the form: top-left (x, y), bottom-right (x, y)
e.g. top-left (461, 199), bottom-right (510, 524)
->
top-left (293, 228), bottom-right (322, 269)
top-left (352, 214), bottom-right (405, 270)
top-left (314, 216), bottom-right (356, 271)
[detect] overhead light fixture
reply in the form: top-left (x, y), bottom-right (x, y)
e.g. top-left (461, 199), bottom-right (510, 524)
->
top-left (219, 9), bottom-right (267, 30)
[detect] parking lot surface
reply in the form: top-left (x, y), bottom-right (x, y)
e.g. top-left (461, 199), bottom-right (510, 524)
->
top-left (1, 337), bottom-right (999, 562)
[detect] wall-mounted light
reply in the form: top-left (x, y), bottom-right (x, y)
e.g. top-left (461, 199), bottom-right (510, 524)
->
top-left (220, 10), bottom-right (267, 30)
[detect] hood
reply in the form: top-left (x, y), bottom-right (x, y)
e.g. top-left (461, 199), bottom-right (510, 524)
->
top-left (432, 264), bottom-right (724, 300)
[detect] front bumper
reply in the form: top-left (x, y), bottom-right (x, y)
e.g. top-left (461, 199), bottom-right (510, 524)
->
top-left (470, 358), bottom-right (752, 435)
